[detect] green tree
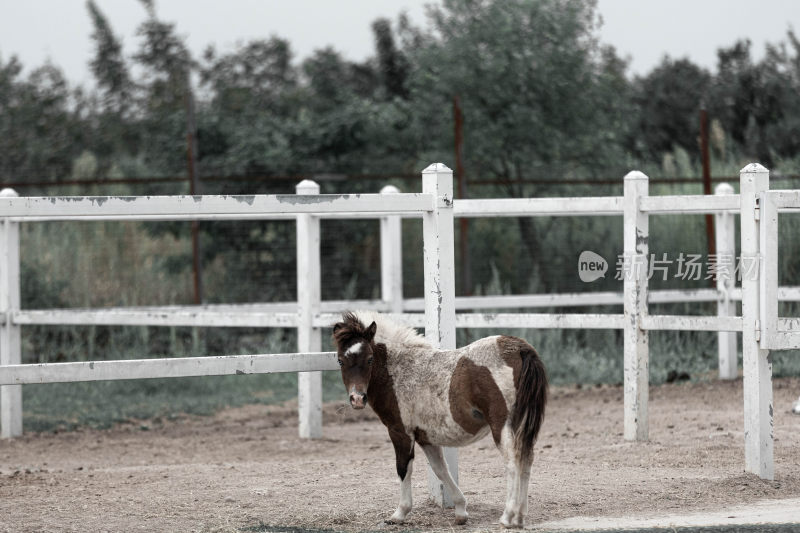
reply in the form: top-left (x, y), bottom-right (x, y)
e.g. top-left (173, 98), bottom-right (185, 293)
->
top-left (402, 0), bottom-right (632, 291)
top-left (0, 56), bottom-right (84, 182)
top-left (199, 38), bottom-right (299, 175)
top-left (130, 0), bottom-right (195, 175)
top-left (709, 35), bottom-right (800, 166)
top-left (87, 0), bottom-right (133, 115)
top-left (201, 38), bottom-right (296, 113)
top-left (630, 57), bottom-right (711, 161)
top-left (372, 18), bottom-right (410, 99)
top-left (86, 0), bottom-right (141, 175)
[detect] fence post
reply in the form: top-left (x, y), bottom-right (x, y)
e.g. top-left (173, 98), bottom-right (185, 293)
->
top-left (296, 179), bottom-right (322, 439)
top-left (715, 183), bottom-right (738, 380)
top-left (739, 163), bottom-right (773, 479)
top-left (422, 164), bottom-right (458, 507)
top-left (623, 171), bottom-right (649, 441)
top-left (0, 188), bottom-right (21, 438)
top-left (380, 185), bottom-right (403, 314)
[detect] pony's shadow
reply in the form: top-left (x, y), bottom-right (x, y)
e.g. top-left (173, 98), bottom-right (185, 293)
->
top-left (375, 500), bottom-right (504, 530)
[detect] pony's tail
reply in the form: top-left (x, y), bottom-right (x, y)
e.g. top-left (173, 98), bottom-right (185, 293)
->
top-left (510, 345), bottom-right (548, 463)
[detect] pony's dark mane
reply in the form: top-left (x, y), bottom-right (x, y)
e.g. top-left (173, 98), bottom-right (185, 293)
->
top-left (333, 311), bottom-right (431, 353)
top-left (333, 311), bottom-right (371, 346)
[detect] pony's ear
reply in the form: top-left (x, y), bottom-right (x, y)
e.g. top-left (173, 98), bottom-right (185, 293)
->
top-left (365, 321), bottom-right (377, 342)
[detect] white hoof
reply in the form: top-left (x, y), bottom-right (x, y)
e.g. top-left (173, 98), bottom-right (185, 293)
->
top-left (387, 507), bottom-right (410, 524)
top-left (454, 512), bottom-right (468, 525)
top-left (500, 511), bottom-right (523, 529)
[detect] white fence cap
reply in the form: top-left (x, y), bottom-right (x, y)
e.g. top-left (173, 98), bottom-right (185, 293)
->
top-left (623, 170), bottom-right (648, 181)
top-left (740, 163), bottom-right (769, 174)
top-left (422, 162), bottom-right (451, 174)
top-left (715, 183), bottom-right (735, 195)
top-left (295, 179), bottom-right (320, 194)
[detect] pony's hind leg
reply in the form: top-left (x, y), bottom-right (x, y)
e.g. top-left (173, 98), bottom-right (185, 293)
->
top-left (421, 445), bottom-right (468, 524)
top-left (387, 432), bottom-right (414, 523)
top-left (497, 424), bottom-right (533, 528)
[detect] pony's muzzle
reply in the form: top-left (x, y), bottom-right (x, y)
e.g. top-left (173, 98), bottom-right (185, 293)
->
top-left (349, 392), bottom-right (367, 409)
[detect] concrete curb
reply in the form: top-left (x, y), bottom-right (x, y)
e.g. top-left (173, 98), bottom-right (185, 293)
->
top-left (535, 497), bottom-right (800, 531)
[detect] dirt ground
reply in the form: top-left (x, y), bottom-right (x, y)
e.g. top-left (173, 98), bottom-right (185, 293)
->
top-left (2, 378), bottom-right (800, 533)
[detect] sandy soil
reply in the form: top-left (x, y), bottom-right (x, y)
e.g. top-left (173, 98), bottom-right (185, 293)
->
top-left (2, 378), bottom-right (800, 533)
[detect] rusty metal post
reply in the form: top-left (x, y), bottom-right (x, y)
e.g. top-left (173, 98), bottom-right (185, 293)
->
top-left (185, 72), bottom-right (203, 304)
top-left (454, 95), bottom-right (471, 296)
top-left (700, 109), bottom-right (715, 286)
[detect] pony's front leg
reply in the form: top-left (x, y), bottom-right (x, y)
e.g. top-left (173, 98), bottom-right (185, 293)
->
top-left (421, 445), bottom-right (468, 524)
top-left (386, 432), bottom-right (414, 524)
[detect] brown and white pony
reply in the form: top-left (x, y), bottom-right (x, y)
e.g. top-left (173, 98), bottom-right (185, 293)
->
top-left (332, 311), bottom-right (548, 528)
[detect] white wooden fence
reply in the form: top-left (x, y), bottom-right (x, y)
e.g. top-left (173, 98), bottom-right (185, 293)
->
top-left (0, 163), bottom-right (798, 484)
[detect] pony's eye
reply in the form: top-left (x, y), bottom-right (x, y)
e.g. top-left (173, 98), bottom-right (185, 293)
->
top-left (367, 357), bottom-right (373, 365)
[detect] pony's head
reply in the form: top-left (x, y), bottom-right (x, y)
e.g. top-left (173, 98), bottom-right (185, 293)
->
top-left (332, 312), bottom-right (377, 409)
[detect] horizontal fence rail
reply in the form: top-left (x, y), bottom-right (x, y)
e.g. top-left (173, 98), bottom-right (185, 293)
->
top-left (641, 315), bottom-right (743, 332)
top-left (9, 193), bottom-right (798, 222)
top-left (454, 197), bottom-right (624, 217)
top-left (454, 312), bottom-right (625, 329)
top-left (0, 194), bottom-right (434, 220)
top-left (10, 286), bottom-right (800, 329)
top-left (3, 308), bottom-right (755, 332)
top-left (13, 309), bottom-right (301, 328)
top-left (640, 194), bottom-right (740, 214)
top-left (636, 194), bottom-right (798, 216)
top-left (0, 352), bottom-right (339, 385)
top-left (404, 293), bottom-right (632, 310)
top-left (730, 287), bottom-right (800, 301)
top-left (11, 300), bottom-right (392, 328)
top-left (767, 333), bottom-right (800, 350)
top-left (13, 212), bottom-right (428, 222)
top-left (771, 190), bottom-right (800, 210)
top-left (314, 312), bottom-right (626, 329)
